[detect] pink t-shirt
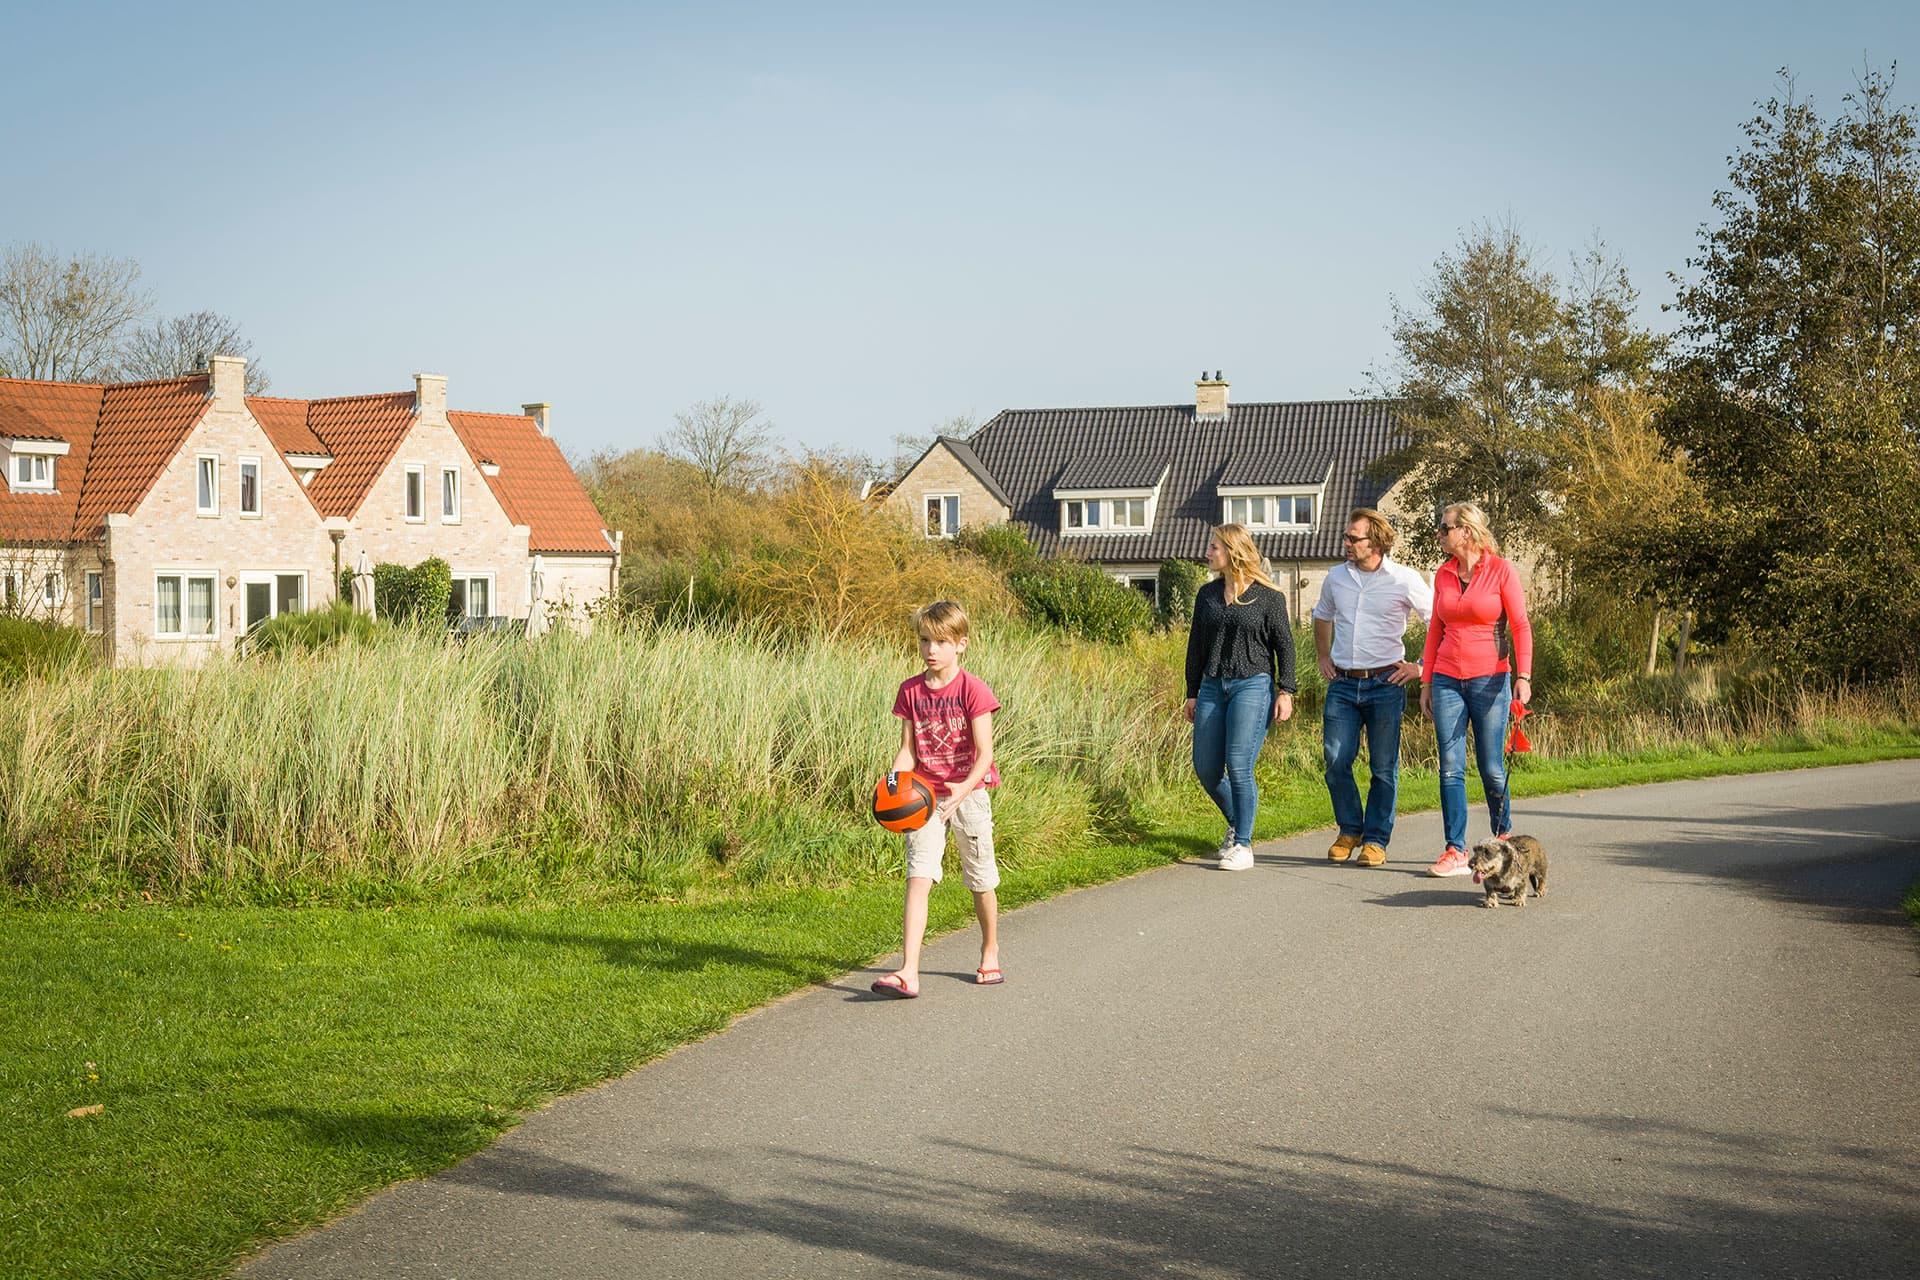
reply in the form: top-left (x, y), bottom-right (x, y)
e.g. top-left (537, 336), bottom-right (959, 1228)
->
top-left (892, 669), bottom-right (1001, 794)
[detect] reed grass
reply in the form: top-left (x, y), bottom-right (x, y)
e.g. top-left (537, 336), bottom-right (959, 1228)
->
top-left (1, 619), bottom-right (1913, 904)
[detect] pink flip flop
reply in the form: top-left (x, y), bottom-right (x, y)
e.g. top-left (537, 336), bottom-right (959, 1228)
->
top-left (870, 974), bottom-right (918, 998)
top-left (975, 967), bottom-right (1004, 986)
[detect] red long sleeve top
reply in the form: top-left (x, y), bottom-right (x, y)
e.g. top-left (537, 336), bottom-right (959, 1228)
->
top-left (1420, 553), bottom-right (1533, 682)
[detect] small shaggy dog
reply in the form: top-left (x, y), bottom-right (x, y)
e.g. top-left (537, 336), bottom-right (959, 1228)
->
top-left (1467, 835), bottom-right (1549, 909)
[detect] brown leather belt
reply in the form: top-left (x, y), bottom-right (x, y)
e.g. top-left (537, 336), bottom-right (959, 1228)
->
top-left (1333, 665), bottom-right (1398, 680)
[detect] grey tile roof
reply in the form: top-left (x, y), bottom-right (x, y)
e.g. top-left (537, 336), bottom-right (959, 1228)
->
top-left (931, 435), bottom-right (1013, 508)
top-left (963, 399), bottom-right (1406, 563)
top-left (1219, 453), bottom-right (1332, 488)
top-left (1055, 455), bottom-right (1170, 490)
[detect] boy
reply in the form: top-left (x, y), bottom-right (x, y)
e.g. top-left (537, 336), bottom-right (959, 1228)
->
top-left (870, 601), bottom-right (1002, 998)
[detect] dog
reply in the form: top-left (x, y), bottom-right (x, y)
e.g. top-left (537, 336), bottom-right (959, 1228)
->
top-left (1467, 835), bottom-right (1548, 909)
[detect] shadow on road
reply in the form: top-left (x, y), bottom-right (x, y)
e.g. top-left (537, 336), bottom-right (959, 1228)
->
top-left (1527, 794), bottom-right (1920, 931)
top-left (426, 1115), bottom-right (1918, 1279)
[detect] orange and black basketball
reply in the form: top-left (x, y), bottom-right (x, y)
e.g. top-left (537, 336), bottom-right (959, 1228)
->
top-left (872, 770), bottom-right (935, 832)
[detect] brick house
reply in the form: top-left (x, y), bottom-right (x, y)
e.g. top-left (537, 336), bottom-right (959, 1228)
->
top-left (0, 356), bottom-right (619, 664)
top-left (889, 374), bottom-right (1416, 619)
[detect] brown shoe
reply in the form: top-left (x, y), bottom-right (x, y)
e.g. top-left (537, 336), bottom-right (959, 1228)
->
top-left (1355, 843), bottom-right (1387, 866)
top-left (1327, 834), bottom-right (1360, 862)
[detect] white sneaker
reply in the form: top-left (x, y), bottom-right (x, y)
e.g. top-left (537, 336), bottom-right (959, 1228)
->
top-left (1217, 844), bottom-right (1255, 871)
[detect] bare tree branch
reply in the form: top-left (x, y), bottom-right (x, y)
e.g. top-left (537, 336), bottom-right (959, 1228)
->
top-left (117, 310), bottom-right (271, 393)
top-left (660, 396), bottom-right (778, 492)
top-left (0, 244), bottom-right (150, 381)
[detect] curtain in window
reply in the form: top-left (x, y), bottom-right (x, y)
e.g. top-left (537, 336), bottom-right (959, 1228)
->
top-left (156, 577), bottom-right (181, 634)
top-left (187, 578), bottom-right (214, 636)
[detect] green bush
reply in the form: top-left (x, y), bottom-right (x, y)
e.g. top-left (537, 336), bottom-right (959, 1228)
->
top-left (247, 603), bottom-right (380, 657)
top-left (414, 557), bottom-right (452, 622)
top-left (1156, 558), bottom-right (1206, 626)
top-left (372, 556), bottom-right (454, 626)
top-left (1009, 559), bottom-right (1153, 644)
top-left (0, 618), bottom-right (93, 684)
top-left (951, 522), bottom-right (1042, 574)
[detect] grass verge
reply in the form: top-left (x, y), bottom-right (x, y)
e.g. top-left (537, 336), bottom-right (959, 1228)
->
top-left (4, 738), bottom-right (1918, 1280)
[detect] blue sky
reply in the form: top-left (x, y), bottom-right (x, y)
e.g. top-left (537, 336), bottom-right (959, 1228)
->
top-left (11, 2), bottom-right (1919, 462)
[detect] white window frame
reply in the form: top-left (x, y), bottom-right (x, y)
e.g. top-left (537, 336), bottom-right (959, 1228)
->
top-left (85, 571), bottom-right (104, 634)
top-left (1, 571), bottom-right (20, 610)
top-left (196, 454), bottom-right (220, 516)
top-left (405, 465), bottom-right (425, 522)
top-left (1059, 491), bottom-right (1156, 537)
top-left (12, 453), bottom-right (54, 491)
top-left (922, 492), bottom-right (960, 539)
top-left (449, 572), bottom-right (496, 619)
top-left (154, 571), bottom-right (220, 641)
top-left (440, 467), bottom-right (461, 524)
top-left (238, 456), bottom-right (262, 517)
top-left (1218, 487), bottom-right (1320, 531)
top-left (41, 571), bottom-right (61, 609)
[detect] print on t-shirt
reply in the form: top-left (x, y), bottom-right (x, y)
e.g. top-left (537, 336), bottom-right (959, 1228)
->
top-left (892, 670), bottom-right (1002, 793)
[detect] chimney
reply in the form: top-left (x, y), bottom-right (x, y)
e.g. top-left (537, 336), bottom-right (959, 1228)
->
top-left (208, 354), bottom-right (248, 407)
top-left (1195, 370), bottom-right (1229, 421)
top-left (413, 372), bottom-right (447, 419)
top-left (522, 402), bottom-right (552, 436)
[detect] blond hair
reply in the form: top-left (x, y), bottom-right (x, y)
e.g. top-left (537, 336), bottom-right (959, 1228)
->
top-left (914, 600), bottom-right (970, 643)
top-left (1211, 524), bottom-right (1277, 605)
top-left (1347, 507), bottom-right (1397, 556)
top-left (1441, 501), bottom-right (1499, 554)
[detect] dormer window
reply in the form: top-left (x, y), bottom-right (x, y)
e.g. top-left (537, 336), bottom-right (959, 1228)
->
top-left (1055, 457), bottom-right (1168, 538)
top-left (1216, 456), bottom-right (1331, 533)
top-left (13, 454), bottom-right (52, 490)
top-left (1222, 492), bottom-right (1316, 530)
top-left (3, 438), bottom-right (69, 493)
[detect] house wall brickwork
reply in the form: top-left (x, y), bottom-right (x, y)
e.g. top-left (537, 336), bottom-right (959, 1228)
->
top-left (108, 378), bottom-right (336, 667)
top-left (533, 553), bottom-right (616, 634)
top-left (887, 443), bottom-right (1010, 538)
top-left (340, 384), bottom-right (531, 624)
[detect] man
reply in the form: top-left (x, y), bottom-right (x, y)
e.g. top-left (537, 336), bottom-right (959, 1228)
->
top-left (1313, 509), bottom-right (1432, 867)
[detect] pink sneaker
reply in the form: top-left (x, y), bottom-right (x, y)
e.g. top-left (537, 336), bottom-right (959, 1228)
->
top-left (1428, 846), bottom-right (1472, 877)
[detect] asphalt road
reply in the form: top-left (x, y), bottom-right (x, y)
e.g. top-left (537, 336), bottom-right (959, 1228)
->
top-left (243, 761), bottom-right (1920, 1279)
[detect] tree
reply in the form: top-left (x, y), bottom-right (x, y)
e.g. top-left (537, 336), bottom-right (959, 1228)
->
top-left (0, 244), bottom-right (149, 381)
top-left (1661, 68), bottom-right (1920, 679)
top-left (1369, 223), bottom-right (1577, 556)
top-left (660, 396), bottom-right (778, 492)
top-left (117, 310), bottom-right (271, 393)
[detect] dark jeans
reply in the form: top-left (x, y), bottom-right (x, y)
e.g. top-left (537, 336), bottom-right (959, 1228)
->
top-left (1192, 674), bottom-right (1274, 846)
top-left (1431, 672), bottom-right (1512, 851)
top-left (1322, 675), bottom-right (1407, 847)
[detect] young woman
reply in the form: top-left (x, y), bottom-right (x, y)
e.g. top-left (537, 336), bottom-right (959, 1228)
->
top-left (1418, 501), bottom-right (1533, 877)
top-left (1184, 524), bottom-right (1296, 871)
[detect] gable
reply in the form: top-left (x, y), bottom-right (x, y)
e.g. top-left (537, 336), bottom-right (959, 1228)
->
top-left (447, 411), bottom-right (613, 555)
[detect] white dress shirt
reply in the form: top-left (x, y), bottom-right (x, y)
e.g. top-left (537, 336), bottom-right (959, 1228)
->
top-left (1311, 557), bottom-right (1434, 669)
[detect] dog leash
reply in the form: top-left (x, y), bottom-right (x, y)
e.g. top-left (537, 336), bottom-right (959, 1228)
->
top-left (1506, 698), bottom-right (1532, 754)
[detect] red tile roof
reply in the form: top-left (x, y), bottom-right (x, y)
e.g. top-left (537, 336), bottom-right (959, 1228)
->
top-left (0, 376), bottom-right (612, 556)
top-left (74, 377), bottom-right (216, 537)
top-left (251, 392), bottom-right (415, 519)
top-left (449, 411), bottom-right (613, 554)
top-left (0, 374), bottom-right (214, 542)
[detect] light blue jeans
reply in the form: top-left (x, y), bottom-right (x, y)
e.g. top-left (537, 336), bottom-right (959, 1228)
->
top-left (1192, 674), bottom-right (1274, 846)
top-left (1430, 672), bottom-right (1512, 851)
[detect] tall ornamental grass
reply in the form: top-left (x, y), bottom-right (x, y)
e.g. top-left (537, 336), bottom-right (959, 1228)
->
top-left (0, 621), bottom-right (1189, 899)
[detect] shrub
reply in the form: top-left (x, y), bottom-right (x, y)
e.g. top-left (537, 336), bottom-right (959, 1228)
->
top-left (0, 618), bottom-right (93, 684)
top-left (372, 556), bottom-right (454, 626)
top-left (247, 603), bottom-right (380, 657)
top-left (1156, 557), bottom-right (1206, 626)
top-left (952, 523), bottom-right (1042, 574)
top-left (1009, 559), bottom-right (1153, 644)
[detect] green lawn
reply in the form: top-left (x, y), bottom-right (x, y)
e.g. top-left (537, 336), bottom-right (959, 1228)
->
top-left (4, 739), bottom-right (1917, 1280)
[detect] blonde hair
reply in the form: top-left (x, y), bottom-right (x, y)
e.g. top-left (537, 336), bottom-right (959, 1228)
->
top-left (914, 600), bottom-right (970, 643)
top-left (1441, 501), bottom-right (1499, 554)
top-left (1210, 524), bottom-right (1277, 604)
top-left (1347, 507), bottom-right (1397, 556)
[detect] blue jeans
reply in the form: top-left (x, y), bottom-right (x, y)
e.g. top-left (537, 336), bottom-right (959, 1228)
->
top-left (1322, 675), bottom-right (1407, 847)
top-left (1431, 672), bottom-right (1513, 851)
top-left (1192, 675), bottom-right (1274, 846)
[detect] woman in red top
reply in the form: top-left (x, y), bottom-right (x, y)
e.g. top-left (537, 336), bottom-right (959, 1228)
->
top-left (1418, 501), bottom-right (1533, 877)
